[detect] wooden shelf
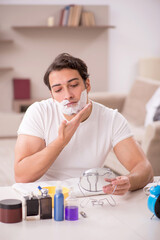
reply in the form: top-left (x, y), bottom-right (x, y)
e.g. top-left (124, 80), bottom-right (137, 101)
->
top-left (12, 25), bottom-right (115, 30)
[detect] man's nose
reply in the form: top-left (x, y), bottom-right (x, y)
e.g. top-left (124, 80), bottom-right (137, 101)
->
top-left (64, 89), bottom-right (73, 100)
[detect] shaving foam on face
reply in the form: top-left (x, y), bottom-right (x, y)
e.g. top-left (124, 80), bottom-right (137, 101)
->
top-left (55, 89), bottom-right (87, 115)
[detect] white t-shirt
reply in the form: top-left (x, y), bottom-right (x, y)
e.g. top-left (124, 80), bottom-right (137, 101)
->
top-left (18, 99), bottom-right (132, 181)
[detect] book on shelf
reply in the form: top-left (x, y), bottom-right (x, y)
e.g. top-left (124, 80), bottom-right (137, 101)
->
top-left (71, 5), bottom-right (82, 27)
top-left (13, 78), bottom-right (30, 100)
top-left (59, 5), bottom-right (72, 26)
top-left (62, 5), bottom-right (70, 26)
top-left (59, 8), bottom-right (65, 26)
top-left (81, 11), bottom-right (96, 26)
top-left (59, 5), bottom-right (83, 27)
top-left (67, 5), bottom-right (75, 26)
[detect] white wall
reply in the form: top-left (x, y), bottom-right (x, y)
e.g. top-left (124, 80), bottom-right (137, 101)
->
top-left (0, 0), bottom-right (160, 111)
top-left (106, 0), bottom-right (160, 92)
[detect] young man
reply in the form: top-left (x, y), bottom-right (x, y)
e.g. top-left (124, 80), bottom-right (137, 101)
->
top-left (14, 53), bottom-right (153, 195)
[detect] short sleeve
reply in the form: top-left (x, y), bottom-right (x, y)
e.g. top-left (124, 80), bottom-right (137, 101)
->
top-left (17, 102), bottom-right (45, 139)
top-left (112, 111), bottom-right (133, 147)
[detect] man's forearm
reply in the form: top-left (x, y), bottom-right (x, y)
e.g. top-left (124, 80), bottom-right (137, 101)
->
top-left (127, 160), bottom-right (154, 191)
top-left (15, 138), bottom-right (65, 183)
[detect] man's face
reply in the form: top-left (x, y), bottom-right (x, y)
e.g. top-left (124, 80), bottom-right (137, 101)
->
top-left (49, 68), bottom-right (90, 105)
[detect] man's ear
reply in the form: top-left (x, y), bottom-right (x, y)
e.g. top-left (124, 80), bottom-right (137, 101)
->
top-left (85, 78), bottom-right (91, 93)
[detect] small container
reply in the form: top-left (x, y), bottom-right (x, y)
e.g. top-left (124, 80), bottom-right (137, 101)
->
top-left (39, 195), bottom-right (52, 219)
top-left (54, 185), bottom-right (64, 221)
top-left (24, 195), bottom-right (39, 220)
top-left (65, 188), bottom-right (79, 221)
top-left (0, 199), bottom-right (22, 223)
top-left (38, 186), bottom-right (52, 219)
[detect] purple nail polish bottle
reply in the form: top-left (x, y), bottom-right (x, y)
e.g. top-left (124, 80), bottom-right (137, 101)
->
top-left (65, 188), bottom-right (78, 221)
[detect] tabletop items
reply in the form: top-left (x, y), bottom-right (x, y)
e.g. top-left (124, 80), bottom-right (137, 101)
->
top-left (38, 186), bottom-right (52, 220)
top-left (79, 168), bottom-right (115, 193)
top-left (54, 185), bottom-right (64, 221)
top-left (24, 195), bottom-right (39, 220)
top-left (0, 199), bottom-right (22, 223)
top-left (1, 184), bottom-right (160, 240)
top-left (65, 188), bottom-right (79, 221)
top-left (144, 178), bottom-right (160, 219)
top-left (0, 185), bottom-right (81, 223)
top-left (1, 177), bottom-right (160, 224)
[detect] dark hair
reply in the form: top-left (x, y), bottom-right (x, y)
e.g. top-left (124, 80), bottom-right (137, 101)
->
top-left (43, 53), bottom-right (89, 90)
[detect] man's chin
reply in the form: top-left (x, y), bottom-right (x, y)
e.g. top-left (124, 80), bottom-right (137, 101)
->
top-left (63, 110), bottom-right (77, 116)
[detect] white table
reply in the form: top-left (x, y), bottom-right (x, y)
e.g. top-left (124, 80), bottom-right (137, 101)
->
top-left (0, 185), bottom-right (159, 240)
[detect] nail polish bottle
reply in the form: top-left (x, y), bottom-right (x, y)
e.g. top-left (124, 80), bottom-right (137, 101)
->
top-left (65, 188), bottom-right (78, 221)
top-left (38, 186), bottom-right (52, 219)
top-left (24, 193), bottom-right (39, 220)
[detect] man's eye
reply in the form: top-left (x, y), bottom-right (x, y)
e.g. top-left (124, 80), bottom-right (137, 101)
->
top-left (70, 83), bottom-right (79, 88)
top-left (55, 89), bottom-right (62, 93)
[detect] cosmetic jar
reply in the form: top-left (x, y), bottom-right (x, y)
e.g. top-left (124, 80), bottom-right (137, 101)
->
top-left (0, 199), bottom-right (22, 223)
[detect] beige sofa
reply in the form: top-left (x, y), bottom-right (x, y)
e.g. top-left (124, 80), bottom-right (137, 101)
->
top-left (89, 77), bottom-right (160, 176)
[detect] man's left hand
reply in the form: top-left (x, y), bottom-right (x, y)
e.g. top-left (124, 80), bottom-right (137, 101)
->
top-left (103, 176), bottom-right (131, 195)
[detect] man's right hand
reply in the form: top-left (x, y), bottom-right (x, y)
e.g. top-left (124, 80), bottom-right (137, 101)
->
top-left (58, 102), bottom-right (92, 147)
